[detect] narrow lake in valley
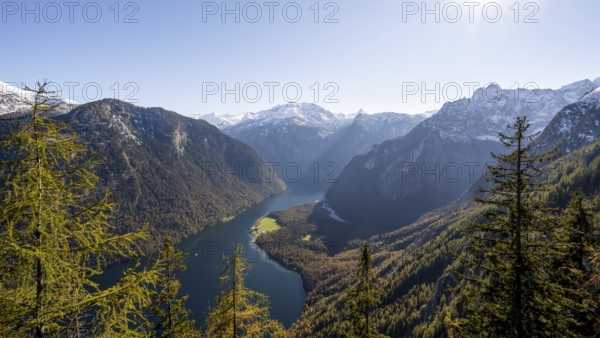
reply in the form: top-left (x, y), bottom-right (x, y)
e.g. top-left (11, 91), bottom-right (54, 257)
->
top-left (101, 189), bottom-right (325, 328)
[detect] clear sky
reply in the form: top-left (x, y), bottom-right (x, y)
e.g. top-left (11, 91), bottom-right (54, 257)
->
top-left (1, 0), bottom-right (599, 116)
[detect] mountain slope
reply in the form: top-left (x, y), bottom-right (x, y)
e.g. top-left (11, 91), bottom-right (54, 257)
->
top-left (533, 87), bottom-right (600, 155)
top-left (223, 103), bottom-right (347, 187)
top-left (326, 79), bottom-right (598, 229)
top-left (258, 135), bottom-right (600, 338)
top-left (221, 104), bottom-right (427, 188)
top-left (1, 99), bottom-right (285, 253)
top-left (317, 111), bottom-right (429, 171)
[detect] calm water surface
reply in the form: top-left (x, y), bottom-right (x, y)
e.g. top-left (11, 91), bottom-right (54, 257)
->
top-left (102, 190), bottom-right (324, 328)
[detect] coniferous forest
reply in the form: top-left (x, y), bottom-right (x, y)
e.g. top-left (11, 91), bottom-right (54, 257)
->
top-left (4, 1), bottom-right (600, 336)
top-left (1, 80), bottom-right (598, 337)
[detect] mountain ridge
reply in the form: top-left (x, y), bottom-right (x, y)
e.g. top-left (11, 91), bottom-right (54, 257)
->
top-left (326, 78), bottom-right (599, 229)
top-left (0, 96), bottom-right (285, 254)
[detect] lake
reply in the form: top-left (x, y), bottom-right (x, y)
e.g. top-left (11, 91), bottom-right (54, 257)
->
top-left (102, 189), bottom-right (325, 328)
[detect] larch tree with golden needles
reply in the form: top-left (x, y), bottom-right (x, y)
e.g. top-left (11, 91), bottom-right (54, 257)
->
top-left (206, 243), bottom-right (283, 337)
top-left (0, 82), bottom-right (161, 337)
top-left (150, 238), bottom-right (200, 337)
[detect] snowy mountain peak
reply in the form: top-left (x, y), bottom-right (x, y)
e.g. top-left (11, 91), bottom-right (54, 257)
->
top-left (559, 79), bottom-right (597, 102)
top-left (422, 78), bottom-right (598, 142)
top-left (533, 83), bottom-right (600, 155)
top-left (0, 81), bottom-right (78, 116)
top-left (594, 77), bottom-right (600, 87)
top-left (472, 83), bottom-right (502, 100)
top-left (560, 79), bottom-right (594, 92)
top-left (233, 102), bottom-right (340, 128)
top-left (195, 112), bottom-right (246, 128)
top-left (580, 86), bottom-right (600, 106)
top-left (356, 108), bottom-right (368, 116)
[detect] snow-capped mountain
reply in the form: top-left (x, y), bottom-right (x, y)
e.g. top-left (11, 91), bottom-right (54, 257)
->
top-left (317, 111), bottom-right (430, 171)
top-left (0, 81), bottom-right (78, 116)
top-left (533, 86), bottom-right (600, 155)
top-left (195, 112), bottom-right (246, 129)
top-left (222, 103), bottom-right (350, 187)
top-left (326, 78), bottom-right (599, 230)
top-left (197, 103), bottom-right (354, 130)
top-left (236, 102), bottom-right (344, 128)
top-left (420, 79), bottom-right (597, 142)
top-left (221, 103), bottom-right (427, 188)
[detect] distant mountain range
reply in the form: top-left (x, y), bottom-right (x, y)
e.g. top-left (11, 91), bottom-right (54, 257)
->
top-left (326, 78), bottom-right (600, 229)
top-left (254, 76), bottom-right (600, 338)
top-left (4, 76), bottom-right (599, 254)
top-left (199, 103), bottom-right (432, 189)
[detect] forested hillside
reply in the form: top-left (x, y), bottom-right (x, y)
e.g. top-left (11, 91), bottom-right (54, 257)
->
top-left (0, 98), bottom-right (285, 254)
top-left (257, 134), bottom-right (600, 337)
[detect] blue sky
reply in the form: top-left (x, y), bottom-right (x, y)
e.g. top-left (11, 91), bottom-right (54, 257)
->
top-left (2, 0), bottom-right (599, 116)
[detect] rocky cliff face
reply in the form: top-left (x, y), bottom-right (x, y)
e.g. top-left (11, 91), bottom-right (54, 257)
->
top-left (326, 79), bottom-right (598, 229)
top-left (533, 87), bottom-right (600, 155)
top-left (218, 104), bottom-right (428, 189)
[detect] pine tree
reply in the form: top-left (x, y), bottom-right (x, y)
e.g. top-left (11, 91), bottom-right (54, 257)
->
top-left (586, 246), bottom-right (600, 332)
top-left (206, 243), bottom-right (283, 337)
top-left (451, 116), bottom-right (566, 337)
top-left (150, 238), bottom-right (200, 337)
top-left (556, 191), bottom-right (598, 336)
top-left (560, 191), bottom-right (594, 271)
top-left (345, 243), bottom-right (386, 338)
top-left (0, 82), bottom-right (160, 336)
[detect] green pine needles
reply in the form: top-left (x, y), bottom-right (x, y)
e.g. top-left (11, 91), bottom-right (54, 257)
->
top-left (451, 116), bottom-right (599, 337)
top-left (344, 243), bottom-right (387, 338)
top-left (206, 243), bottom-right (284, 337)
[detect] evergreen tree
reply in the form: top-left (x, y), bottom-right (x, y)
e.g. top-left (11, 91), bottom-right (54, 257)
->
top-left (206, 243), bottom-right (283, 337)
top-left (586, 245), bottom-right (600, 332)
top-left (560, 191), bottom-right (595, 271)
top-left (345, 243), bottom-right (386, 338)
top-left (556, 191), bottom-right (598, 336)
top-left (150, 238), bottom-right (200, 337)
top-left (451, 116), bottom-right (566, 337)
top-left (0, 82), bottom-right (160, 336)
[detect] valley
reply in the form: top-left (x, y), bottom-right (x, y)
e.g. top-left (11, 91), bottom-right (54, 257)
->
top-left (1, 77), bottom-right (599, 337)
top-left (3, 2), bottom-right (600, 336)
top-left (99, 189), bottom-right (325, 328)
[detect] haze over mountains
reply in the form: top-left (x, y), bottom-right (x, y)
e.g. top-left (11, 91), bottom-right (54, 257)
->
top-left (4, 77), bottom-right (598, 245)
top-left (253, 77), bottom-right (600, 337)
top-left (326, 79), bottom-right (600, 229)
top-left (2, 76), bottom-right (600, 336)
top-left (201, 103), bottom-right (432, 189)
